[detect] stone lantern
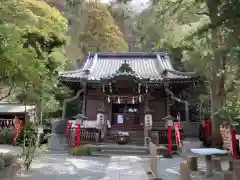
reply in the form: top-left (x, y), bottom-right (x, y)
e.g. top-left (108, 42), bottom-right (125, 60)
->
top-left (74, 113), bottom-right (88, 126)
top-left (162, 115), bottom-right (175, 128)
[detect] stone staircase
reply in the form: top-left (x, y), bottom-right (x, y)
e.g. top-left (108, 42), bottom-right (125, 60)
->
top-left (106, 129), bottom-right (145, 145)
top-left (48, 134), bottom-right (69, 154)
top-left (89, 144), bottom-right (170, 157)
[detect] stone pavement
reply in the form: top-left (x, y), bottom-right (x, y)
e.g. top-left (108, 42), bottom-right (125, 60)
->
top-left (15, 154), bottom-right (149, 180)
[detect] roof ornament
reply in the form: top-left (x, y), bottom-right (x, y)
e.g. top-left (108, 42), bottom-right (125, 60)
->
top-left (116, 60), bottom-right (135, 74)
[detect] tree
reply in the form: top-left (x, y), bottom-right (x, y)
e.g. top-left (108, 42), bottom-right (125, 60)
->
top-left (0, 0), bottom-right (71, 115)
top-left (79, 2), bottom-right (128, 53)
top-left (149, 0), bottom-right (240, 143)
top-left (65, 0), bottom-right (128, 64)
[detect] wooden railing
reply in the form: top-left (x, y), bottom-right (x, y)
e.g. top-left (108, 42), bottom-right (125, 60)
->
top-left (150, 129), bottom-right (184, 145)
top-left (68, 128), bottom-right (98, 143)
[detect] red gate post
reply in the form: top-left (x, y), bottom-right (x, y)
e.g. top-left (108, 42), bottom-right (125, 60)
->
top-left (76, 124), bottom-right (81, 147)
top-left (66, 121), bottom-right (73, 137)
top-left (168, 125), bottom-right (172, 157)
top-left (231, 130), bottom-right (237, 159)
top-left (71, 127), bottom-right (76, 148)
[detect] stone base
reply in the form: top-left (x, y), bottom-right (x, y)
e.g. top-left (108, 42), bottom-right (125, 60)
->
top-left (0, 163), bottom-right (22, 179)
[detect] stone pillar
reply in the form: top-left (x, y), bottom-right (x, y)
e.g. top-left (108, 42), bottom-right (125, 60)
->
top-left (222, 171), bottom-right (233, 180)
top-left (180, 162), bottom-right (191, 180)
top-left (144, 112), bottom-right (152, 146)
top-left (96, 109), bottom-right (105, 141)
top-left (212, 157), bottom-right (222, 172)
top-left (233, 166), bottom-right (240, 180)
top-left (187, 157), bottom-right (198, 171)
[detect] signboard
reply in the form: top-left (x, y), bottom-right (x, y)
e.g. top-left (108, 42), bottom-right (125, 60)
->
top-left (96, 113), bottom-right (104, 129)
top-left (145, 114), bottom-right (152, 127)
top-left (117, 115), bottom-right (124, 124)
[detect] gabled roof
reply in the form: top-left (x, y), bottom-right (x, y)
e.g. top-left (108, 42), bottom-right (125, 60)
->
top-left (59, 52), bottom-right (198, 83)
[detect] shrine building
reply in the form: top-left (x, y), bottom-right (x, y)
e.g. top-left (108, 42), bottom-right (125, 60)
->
top-left (59, 52), bottom-right (199, 145)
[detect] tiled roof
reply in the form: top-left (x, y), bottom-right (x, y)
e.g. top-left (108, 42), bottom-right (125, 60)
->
top-left (0, 104), bottom-right (36, 113)
top-left (59, 52), bottom-right (197, 82)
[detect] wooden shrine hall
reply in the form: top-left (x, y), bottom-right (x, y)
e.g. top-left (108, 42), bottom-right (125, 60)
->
top-left (59, 52), bottom-right (199, 145)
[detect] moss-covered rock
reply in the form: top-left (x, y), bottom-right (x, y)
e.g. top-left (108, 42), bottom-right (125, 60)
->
top-left (0, 154), bottom-right (14, 167)
top-left (0, 158), bottom-right (5, 169)
top-left (71, 147), bottom-right (92, 156)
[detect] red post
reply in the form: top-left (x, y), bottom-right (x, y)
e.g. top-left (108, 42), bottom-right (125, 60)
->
top-left (66, 121), bottom-right (72, 137)
top-left (168, 125), bottom-right (172, 157)
top-left (11, 120), bottom-right (23, 145)
top-left (76, 124), bottom-right (81, 147)
top-left (231, 130), bottom-right (237, 159)
top-left (71, 127), bottom-right (76, 148)
top-left (174, 123), bottom-right (182, 147)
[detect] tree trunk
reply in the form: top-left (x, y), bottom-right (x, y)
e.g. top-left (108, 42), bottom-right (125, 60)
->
top-left (206, 0), bottom-right (223, 146)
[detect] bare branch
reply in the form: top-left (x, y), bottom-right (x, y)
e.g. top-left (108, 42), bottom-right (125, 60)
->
top-left (0, 83), bottom-right (14, 101)
top-left (196, 12), bottom-right (210, 16)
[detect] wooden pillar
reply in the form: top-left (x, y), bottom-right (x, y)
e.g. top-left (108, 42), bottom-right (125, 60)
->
top-left (187, 157), bottom-right (198, 171)
top-left (229, 160), bottom-right (234, 171)
top-left (180, 162), bottom-right (191, 180)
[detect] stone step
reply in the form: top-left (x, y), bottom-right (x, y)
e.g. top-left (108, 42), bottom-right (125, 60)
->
top-left (99, 149), bottom-right (148, 155)
top-left (89, 144), bottom-right (170, 157)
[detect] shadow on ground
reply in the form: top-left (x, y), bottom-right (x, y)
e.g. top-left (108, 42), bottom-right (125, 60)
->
top-left (16, 155), bottom-right (110, 180)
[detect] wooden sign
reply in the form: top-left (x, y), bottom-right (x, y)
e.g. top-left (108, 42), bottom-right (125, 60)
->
top-left (149, 142), bottom-right (158, 178)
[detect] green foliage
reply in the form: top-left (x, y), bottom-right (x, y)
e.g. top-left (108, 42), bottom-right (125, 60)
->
top-left (0, 158), bottom-right (5, 169)
top-left (0, 132), bottom-right (5, 144)
top-left (15, 123), bottom-right (37, 147)
top-left (0, 130), bottom-right (14, 144)
top-left (0, 153), bottom-right (14, 167)
top-left (215, 95), bottom-right (240, 122)
top-left (71, 147), bottom-right (92, 156)
top-left (80, 2), bottom-right (128, 53)
top-left (0, 0), bottom-right (71, 115)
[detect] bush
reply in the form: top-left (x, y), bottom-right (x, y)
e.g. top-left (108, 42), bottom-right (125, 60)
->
top-left (0, 158), bottom-right (5, 169)
top-left (0, 132), bottom-right (6, 144)
top-left (0, 154), bottom-right (14, 167)
top-left (4, 130), bottom-right (14, 144)
top-left (71, 147), bottom-right (92, 156)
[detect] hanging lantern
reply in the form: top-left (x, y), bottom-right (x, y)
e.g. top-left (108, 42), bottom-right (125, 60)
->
top-left (132, 97), bottom-right (135, 104)
top-left (107, 96), bottom-right (110, 103)
top-left (109, 82), bottom-right (112, 93)
top-left (102, 84), bottom-right (105, 92)
top-left (145, 84), bottom-right (148, 93)
top-left (139, 95), bottom-right (141, 103)
top-left (138, 84), bottom-right (141, 93)
top-left (118, 97), bottom-right (121, 104)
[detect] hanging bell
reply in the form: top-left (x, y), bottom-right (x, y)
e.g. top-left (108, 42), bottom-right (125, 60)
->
top-left (138, 84), bottom-right (141, 93)
top-left (145, 85), bottom-right (148, 93)
top-left (139, 95), bottom-right (141, 103)
top-left (118, 97), bottom-right (120, 104)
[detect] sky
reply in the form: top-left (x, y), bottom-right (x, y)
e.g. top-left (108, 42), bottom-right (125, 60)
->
top-left (101, 0), bottom-right (149, 12)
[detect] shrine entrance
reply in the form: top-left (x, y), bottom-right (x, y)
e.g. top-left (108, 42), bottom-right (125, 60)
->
top-left (111, 103), bottom-right (140, 128)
